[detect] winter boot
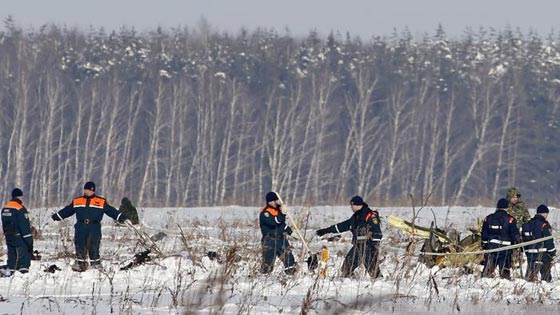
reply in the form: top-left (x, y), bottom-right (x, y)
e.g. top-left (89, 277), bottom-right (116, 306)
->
top-left (1, 268), bottom-right (12, 278)
top-left (90, 261), bottom-right (103, 271)
top-left (71, 262), bottom-right (88, 272)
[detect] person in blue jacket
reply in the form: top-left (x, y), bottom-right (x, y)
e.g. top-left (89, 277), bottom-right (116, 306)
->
top-left (521, 204), bottom-right (556, 282)
top-left (51, 181), bottom-right (128, 272)
top-left (481, 198), bottom-right (519, 280)
top-left (259, 191), bottom-right (296, 275)
top-left (1, 188), bottom-right (33, 276)
top-left (316, 196), bottom-right (383, 278)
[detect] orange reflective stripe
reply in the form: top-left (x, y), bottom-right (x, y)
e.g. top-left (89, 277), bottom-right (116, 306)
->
top-left (509, 217), bottom-right (514, 223)
top-left (365, 212), bottom-right (372, 221)
top-left (260, 205), bottom-right (279, 216)
top-left (73, 197), bottom-right (87, 207)
top-left (90, 197), bottom-right (106, 209)
top-left (542, 223), bottom-right (547, 229)
top-left (4, 201), bottom-right (23, 210)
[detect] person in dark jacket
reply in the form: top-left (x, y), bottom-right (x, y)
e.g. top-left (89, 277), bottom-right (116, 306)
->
top-left (259, 191), bottom-right (296, 275)
top-left (316, 196), bottom-right (383, 278)
top-left (521, 205), bottom-right (556, 282)
top-left (119, 197), bottom-right (139, 225)
top-left (481, 198), bottom-right (519, 280)
top-left (1, 188), bottom-right (33, 276)
top-left (51, 181), bottom-right (128, 272)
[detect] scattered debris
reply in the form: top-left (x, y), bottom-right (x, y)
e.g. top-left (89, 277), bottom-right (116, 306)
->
top-left (44, 264), bottom-right (61, 273)
top-left (120, 250), bottom-right (152, 270)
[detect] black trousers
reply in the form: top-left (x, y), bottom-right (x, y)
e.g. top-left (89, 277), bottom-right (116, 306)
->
top-left (341, 241), bottom-right (380, 278)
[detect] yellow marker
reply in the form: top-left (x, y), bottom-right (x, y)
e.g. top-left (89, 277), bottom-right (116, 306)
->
top-left (319, 246), bottom-right (329, 278)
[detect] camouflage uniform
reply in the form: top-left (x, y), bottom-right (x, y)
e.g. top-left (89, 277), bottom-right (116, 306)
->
top-left (506, 187), bottom-right (530, 229)
top-left (119, 197), bottom-right (139, 225)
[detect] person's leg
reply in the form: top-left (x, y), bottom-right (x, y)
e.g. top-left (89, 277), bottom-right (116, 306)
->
top-left (540, 255), bottom-right (553, 282)
top-left (482, 253), bottom-right (497, 278)
top-left (260, 238), bottom-right (276, 274)
top-left (498, 251), bottom-right (512, 280)
top-left (88, 225), bottom-right (102, 267)
top-left (365, 243), bottom-right (381, 278)
top-left (73, 225), bottom-right (88, 271)
top-left (279, 238), bottom-right (297, 275)
top-left (525, 255), bottom-right (538, 281)
top-left (341, 245), bottom-right (362, 277)
top-left (3, 242), bottom-right (17, 276)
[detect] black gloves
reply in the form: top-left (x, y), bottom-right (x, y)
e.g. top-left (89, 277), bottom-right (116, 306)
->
top-left (316, 228), bottom-right (329, 237)
top-left (285, 226), bottom-right (293, 236)
top-left (51, 213), bottom-right (61, 221)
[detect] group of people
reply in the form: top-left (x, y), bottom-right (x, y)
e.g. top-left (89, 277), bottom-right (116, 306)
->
top-left (259, 192), bottom-right (383, 278)
top-left (2, 184), bottom-right (555, 282)
top-left (1, 182), bottom-right (139, 276)
top-left (481, 187), bottom-right (556, 282)
top-left (260, 187), bottom-right (556, 282)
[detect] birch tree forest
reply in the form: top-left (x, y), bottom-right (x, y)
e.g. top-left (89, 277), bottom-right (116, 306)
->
top-left (1, 20), bottom-right (559, 207)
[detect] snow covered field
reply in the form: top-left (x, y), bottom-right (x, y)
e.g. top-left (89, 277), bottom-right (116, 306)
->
top-left (1, 204), bottom-right (559, 314)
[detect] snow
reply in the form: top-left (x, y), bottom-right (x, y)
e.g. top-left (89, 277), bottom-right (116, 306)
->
top-left (1, 205), bottom-right (559, 314)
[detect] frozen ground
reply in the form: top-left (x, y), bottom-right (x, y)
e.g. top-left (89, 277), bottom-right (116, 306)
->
top-left (1, 204), bottom-right (559, 314)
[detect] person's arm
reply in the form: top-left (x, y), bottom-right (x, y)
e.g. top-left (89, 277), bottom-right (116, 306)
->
top-left (509, 217), bottom-right (519, 244)
top-left (543, 223), bottom-right (556, 257)
top-left (481, 218), bottom-right (489, 249)
top-left (369, 213), bottom-right (382, 241)
top-left (16, 209), bottom-right (33, 252)
top-left (104, 203), bottom-right (127, 222)
top-left (52, 203), bottom-right (75, 221)
top-left (317, 217), bottom-right (352, 236)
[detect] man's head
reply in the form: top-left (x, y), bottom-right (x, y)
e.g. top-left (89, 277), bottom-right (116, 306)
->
top-left (507, 187), bottom-right (521, 204)
top-left (11, 188), bottom-right (23, 200)
top-left (265, 191), bottom-right (282, 207)
top-left (496, 198), bottom-right (509, 210)
top-left (350, 195), bottom-right (365, 211)
top-left (537, 204), bottom-right (549, 218)
top-left (84, 181), bottom-right (96, 196)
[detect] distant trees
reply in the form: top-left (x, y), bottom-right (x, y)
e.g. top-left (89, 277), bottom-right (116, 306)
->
top-left (1, 22), bottom-right (559, 206)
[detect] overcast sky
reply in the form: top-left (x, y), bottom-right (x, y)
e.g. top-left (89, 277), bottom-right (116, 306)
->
top-left (3, 0), bottom-right (559, 39)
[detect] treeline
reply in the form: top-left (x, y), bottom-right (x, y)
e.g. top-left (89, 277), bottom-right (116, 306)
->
top-left (1, 20), bottom-right (559, 207)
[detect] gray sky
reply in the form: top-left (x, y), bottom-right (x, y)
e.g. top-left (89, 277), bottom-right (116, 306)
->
top-left (3, 0), bottom-right (559, 38)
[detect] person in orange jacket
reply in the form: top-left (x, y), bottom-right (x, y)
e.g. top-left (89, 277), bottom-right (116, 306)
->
top-left (51, 181), bottom-right (128, 272)
top-left (259, 192), bottom-right (296, 275)
top-left (1, 188), bottom-right (33, 276)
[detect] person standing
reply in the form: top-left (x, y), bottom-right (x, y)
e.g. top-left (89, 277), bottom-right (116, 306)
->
top-left (119, 197), bottom-right (139, 225)
top-left (51, 181), bottom-right (128, 272)
top-left (481, 198), bottom-right (519, 280)
top-left (521, 204), bottom-right (556, 282)
top-left (506, 187), bottom-right (530, 228)
top-left (1, 188), bottom-right (33, 276)
top-left (316, 196), bottom-right (382, 278)
top-left (259, 191), bottom-right (296, 275)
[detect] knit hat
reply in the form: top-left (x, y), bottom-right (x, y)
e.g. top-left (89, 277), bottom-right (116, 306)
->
top-left (11, 188), bottom-right (23, 199)
top-left (350, 196), bottom-right (365, 206)
top-left (265, 192), bottom-right (279, 203)
top-left (84, 181), bottom-right (96, 191)
top-left (537, 204), bottom-right (549, 214)
top-left (496, 198), bottom-right (509, 209)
